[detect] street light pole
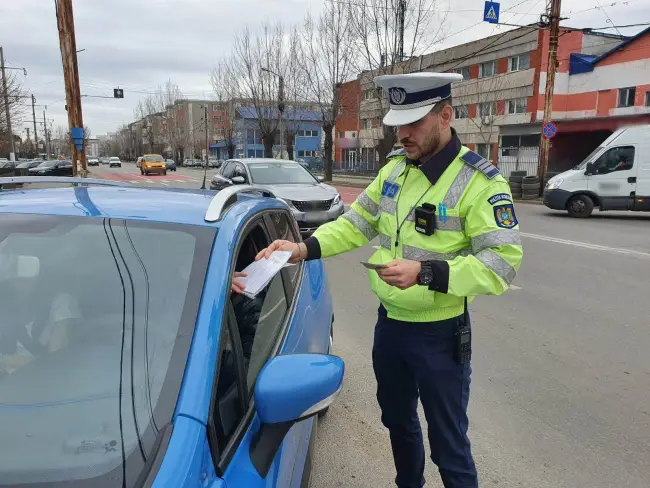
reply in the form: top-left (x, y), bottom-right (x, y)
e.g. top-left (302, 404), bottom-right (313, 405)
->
top-left (0, 47), bottom-right (15, 161)
top-left (201, 105), bottom-right (208, 190)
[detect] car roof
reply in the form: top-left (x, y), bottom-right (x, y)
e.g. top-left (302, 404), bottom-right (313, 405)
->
top-left (0, 186), bottom-right (223, 226)
top-left (233, 158), bottom-right (301, 165)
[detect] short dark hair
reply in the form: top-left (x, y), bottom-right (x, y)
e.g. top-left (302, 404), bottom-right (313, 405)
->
top-left (431, 97), bottom-right (453, 114)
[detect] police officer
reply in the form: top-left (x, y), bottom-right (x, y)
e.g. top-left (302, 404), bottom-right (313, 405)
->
top-left (255, 72), bottom-right (523, 488)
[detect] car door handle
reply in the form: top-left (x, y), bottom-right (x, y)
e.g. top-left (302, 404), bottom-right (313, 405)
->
top-left (628, 177), bottom-right (636, 183)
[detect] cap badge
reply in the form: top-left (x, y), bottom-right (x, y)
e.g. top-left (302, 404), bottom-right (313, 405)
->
top-left (389, 87), bottom-right (407, 105)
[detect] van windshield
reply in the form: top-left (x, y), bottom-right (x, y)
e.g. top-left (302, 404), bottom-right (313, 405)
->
top-left (575, 146), bottom-right (603, 169)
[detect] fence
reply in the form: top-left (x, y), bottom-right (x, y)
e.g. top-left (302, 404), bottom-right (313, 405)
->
top-left (497, 145), bottom-right (539, 178)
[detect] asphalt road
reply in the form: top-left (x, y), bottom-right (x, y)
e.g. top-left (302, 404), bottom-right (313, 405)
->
top-left (92, 165), bottom-right (650, 488)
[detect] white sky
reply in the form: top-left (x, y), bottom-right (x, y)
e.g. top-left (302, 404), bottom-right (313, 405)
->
top-left (1, 0), bottom-right (647, 138)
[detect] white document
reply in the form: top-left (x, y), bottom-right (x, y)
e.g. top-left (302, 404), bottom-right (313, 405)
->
top-left (239, 251), bottom-right (292, 298)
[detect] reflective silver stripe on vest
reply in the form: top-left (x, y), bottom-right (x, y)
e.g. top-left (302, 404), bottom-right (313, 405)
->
top-left (475, 249), bottom-right (516, 284)
top-left (402, 245), bottom-right (472, 261)
top-left (442, 164), bottom-right (476, 208)
top-left (387, 161), bottom-right (406, 182)
top-left (405, 209), bottom-right (465, 231)
top-left (379, 233), bottom-right (392, 250)
top-left (379, 197), bottom-right (396, 215)
top-left (471, 229), bottom-right (521, 254)
top-left (342, 208), bottom-right (378, 241)
top-left (356, 191), bottom-right (379, 217)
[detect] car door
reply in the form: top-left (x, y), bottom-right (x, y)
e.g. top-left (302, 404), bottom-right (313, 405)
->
top-left (208, 213), bottom-right (312, 488)
top-left (587, 145), bottom-right (636, 209)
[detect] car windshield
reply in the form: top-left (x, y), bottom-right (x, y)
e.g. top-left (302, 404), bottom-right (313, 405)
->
top-left (0, 162), bottom-right (14, 168)
top-left (0, 214), bottom-right (215, 487)
top-left (110, 157), bottom-right (119, 161)
top-left (249, 162), bottom-right (317, 185)
top-left (37, 161), bottom-right (57, 168)
top-left (575, 146), bottom-right (603, 169)
top-left (16, 162), bottom-right (32, 168)
top-left (144, 156), bottom-right (164, 163)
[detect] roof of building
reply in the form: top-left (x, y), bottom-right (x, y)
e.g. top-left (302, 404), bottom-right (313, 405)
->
top-left (236, 106), bottom-right (324, 121)
top-left (569, 26), bottom-right (650, 74)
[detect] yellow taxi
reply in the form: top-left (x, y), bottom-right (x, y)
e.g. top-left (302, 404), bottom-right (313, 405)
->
top-left (139, 154), bottom-right (167, 175)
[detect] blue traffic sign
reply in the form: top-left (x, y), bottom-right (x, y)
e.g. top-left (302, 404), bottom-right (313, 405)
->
top-left (483, 1), bottom-right (500, 23)
top-left (542, 122), bottom-right (557, 139)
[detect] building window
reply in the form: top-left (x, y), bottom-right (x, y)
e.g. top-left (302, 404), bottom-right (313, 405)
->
top-left (646, 92), bottom-right (650, 106)
top-left (478, 61), bottom-right (496, 78)
top-left (618, 87), bottom-right (636, 107)
top-left (246, 129), bottom-right (262, 145)
top-left (212, 104), bottom-right (220, 112)
top-left (506, 98), bottom-right (527, 114)
top-left (296, 129), bottom-right (318, 137)
top-left (477, 143), bottom-right (492, 161)
top-left (478, 102), bottom-right (495, 118)
top-left (362, 118), bottom-right (371, 130)
top-left (508, 53), bottom-right (530, 72)
top-left (298, 150), bottom-right (315, 158)
top-left (455, 67), bottom-right (470, 80)
top-left (454, 105), bottom-right (468, 119)
top-left (364, 89), bottom-right (375, 101)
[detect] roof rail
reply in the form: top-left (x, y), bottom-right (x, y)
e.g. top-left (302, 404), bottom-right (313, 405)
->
top-left (0, 176), bottom-right (131, 189)
top-left (204, 185), bottom-right (276, 222)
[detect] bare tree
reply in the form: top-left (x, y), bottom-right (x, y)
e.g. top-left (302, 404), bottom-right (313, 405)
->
top-left (134, 96), bottom-right (162, 153)
top-left (210, 58), bottom-right (239, 160)
top-left (348, 0), bottom-right (448, 166)
top-left (231, 23), bottom-right (292, 157)
top-left (299, 3), bottom-right (356, 180)
top-left (0, 71), bottom-right (28, 157)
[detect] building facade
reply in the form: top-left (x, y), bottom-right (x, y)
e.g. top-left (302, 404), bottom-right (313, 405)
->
top-left (341, 26), bottom-right (650, 176)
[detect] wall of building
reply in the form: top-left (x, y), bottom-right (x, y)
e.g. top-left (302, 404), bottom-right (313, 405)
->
top-left (334, 79), bottom-right (361, 166)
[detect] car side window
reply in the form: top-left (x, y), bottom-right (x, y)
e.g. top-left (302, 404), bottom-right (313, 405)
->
top-left (267, 212), bottom-right (301, 289)
top-left (594, 146), bottom-right (635, 174)
top-left (221, 162), bottom-right (235, 179)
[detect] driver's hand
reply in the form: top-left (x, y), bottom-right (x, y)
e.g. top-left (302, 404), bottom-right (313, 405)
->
top-left (255, 240), bottom-right (305, 264)
top-left (231, 271), bottom-right (247, 294)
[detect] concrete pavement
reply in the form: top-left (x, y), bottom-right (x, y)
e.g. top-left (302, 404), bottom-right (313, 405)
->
top-left (90, 165), bottom-right (650, 487)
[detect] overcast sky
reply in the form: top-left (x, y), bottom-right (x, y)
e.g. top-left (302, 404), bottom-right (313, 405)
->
top-left (1, 0), bottom-right (647, 138)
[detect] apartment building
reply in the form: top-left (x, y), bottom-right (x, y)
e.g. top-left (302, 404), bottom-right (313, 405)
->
top-left (342, 26), bottom-right (650, 176)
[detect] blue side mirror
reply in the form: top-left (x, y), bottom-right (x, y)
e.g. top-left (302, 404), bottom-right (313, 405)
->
top-left (250, 353), bottom-right (344, 477)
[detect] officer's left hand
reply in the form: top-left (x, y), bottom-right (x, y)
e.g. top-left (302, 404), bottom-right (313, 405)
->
top-left (376, 260), bottom-right (421, 289)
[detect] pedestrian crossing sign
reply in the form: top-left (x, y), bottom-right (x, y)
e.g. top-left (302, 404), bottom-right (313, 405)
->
top-left (483, 1), bottom-right (500, 24)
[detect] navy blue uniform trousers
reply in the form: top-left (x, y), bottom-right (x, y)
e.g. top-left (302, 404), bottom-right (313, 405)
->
top-left (373, 306), bottom-right (478, 488)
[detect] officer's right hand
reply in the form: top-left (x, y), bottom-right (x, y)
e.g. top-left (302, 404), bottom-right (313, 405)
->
top-left (255, 240), bottom-right (306, 264)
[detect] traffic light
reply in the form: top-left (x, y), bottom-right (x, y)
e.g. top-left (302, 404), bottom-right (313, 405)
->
top-left (113, 88), bottom-right (124, 99)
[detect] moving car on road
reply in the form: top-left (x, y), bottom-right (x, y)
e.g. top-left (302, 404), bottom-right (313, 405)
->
top-left (88, 158), bottom-right (99, 166)
top-left (165, 159), bottom-right (177, 171)
top-left (544, 125), bottom-right (650, 217)
top-left (27, 160), bottom-right (73, 176)
top-left (108, 157), bottom-right (122, 168)
top-left (211, 158), bottom-right (344, 236)
top-left (0, 178), bottom-right (341, 488)
top-left (140, 154), bottom-right (167, 175)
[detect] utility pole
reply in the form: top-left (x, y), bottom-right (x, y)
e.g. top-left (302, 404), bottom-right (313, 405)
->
top-left (0, 47), bottom-right (15, 161)
top-left (55, 0), bottom-right (86, 177)
top-left (201, 105), bottom-right (208, 190)
top-left (43, 110), bottom-right (50, 158)
top-left (537, 0), bottom-right (561, 194)
top-left (31, 94), bottom-right (38, 155)
top-left (397, 0), bottom-right (406, 62)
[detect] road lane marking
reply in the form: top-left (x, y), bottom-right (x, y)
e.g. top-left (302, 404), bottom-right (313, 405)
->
top-left (509, 285), bottom-right (523, 290)
top-left (521, 232), bottom-right (650, 259)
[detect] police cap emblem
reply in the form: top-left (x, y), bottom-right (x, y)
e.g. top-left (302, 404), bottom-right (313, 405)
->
top-left (389, 87), bottom-right (407, 105)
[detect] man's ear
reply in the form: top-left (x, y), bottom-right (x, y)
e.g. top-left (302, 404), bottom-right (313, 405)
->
top-left (439, 104), bottom-right (453, 129)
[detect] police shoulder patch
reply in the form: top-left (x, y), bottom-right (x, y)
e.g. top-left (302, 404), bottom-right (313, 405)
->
top-left (493, 203), bottom-right (518, 229)
top-left (459, 150), bottom-right (500, 179)
top-left (487, 193), bottom-right (512, 205)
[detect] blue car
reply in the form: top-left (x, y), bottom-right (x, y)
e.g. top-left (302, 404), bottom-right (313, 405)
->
top-left (0, 177), bottom-right (343, 488)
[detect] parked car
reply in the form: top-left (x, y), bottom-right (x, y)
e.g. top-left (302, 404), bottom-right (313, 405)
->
top-left (165, 159), bottom-right (177, 171)
top-left (211, 158), bottom-right (344, 236)
top-left (208, 158), bottom-right (223, 168)
top-left (15, 160), bottom-right (42, 176)
top-left (140, 154), bottom-right (166, 175)
top-left (87, 158), bottom-right (99, 166)
top-left (28, 160), bottom-right (73, 176)
top-left (108, 157), bottom-right (122, 168)
top-left (0, 160), bottom-right (16, 176)
top-left (0, 178), bottom-right (342, 488)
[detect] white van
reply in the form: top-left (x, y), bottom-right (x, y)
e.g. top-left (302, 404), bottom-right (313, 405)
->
top-left (543, 125), bottom-right (650, 217)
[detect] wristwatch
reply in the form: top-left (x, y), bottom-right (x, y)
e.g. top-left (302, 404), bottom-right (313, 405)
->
top-left (418, 261), bottom-right (434, 286)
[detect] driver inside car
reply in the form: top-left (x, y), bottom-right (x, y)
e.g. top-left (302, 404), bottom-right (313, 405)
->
top-left (0, 253), bottom-right (81, 374)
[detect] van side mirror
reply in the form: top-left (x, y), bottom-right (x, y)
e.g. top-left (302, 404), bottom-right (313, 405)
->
top-left (585, 162), bottom-right (595, 175)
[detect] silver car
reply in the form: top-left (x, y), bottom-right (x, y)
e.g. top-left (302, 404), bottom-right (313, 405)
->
top-left (211, 158), bottom-right (344, 236)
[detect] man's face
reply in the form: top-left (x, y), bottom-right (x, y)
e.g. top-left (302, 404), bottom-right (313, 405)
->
top-left (397, 104), bottom-right (452, 160)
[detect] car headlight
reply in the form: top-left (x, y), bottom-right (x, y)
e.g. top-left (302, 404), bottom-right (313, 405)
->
top-left (332, 193), bottom-right (341, 205)
top-left (545, 177), bottom-right (563, 190)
